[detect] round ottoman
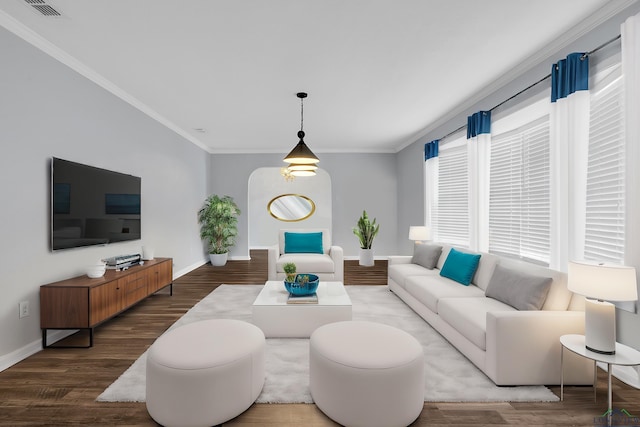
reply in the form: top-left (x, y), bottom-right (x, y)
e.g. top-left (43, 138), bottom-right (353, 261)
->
top-left (310, 321), bottom-right (424, 427)
top-left (146, 319), bottom-right (265, 427)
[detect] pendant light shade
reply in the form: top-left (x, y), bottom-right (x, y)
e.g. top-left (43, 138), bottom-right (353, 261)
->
top-left (287, 163), bottom-right (318, 171)
top-left (290, 168), bottom-right (316, 177)
top-left (289, 162), bottom-right (317, 176)
top-left (284, 92), bottom-right (319, 165)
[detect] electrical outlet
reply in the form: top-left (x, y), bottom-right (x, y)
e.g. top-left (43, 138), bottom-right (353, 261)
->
top-left (19, 301), bottom-right (29, 318)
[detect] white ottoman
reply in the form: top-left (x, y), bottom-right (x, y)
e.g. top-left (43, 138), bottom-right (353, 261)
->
top-left (310, 321), bottom-right (424, 427)
top-left (146, 319), bottom-right (265, 427)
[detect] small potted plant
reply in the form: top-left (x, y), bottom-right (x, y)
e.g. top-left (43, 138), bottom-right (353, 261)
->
top-left (353, 210), bottom-right (380, 266)
top-left (283, 262), bottom-right (297, 283)
top-left (197, 194), bottom-right (241, 267)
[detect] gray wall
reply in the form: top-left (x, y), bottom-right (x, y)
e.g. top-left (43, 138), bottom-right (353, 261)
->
top-left (0, 27), bottom-right (209, 368)
top-left (209, 153), bottom-right (397, 259)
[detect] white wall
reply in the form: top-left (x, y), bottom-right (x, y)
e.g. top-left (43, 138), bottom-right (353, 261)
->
top-left (209, 153), bottom-right (397, 259)
top-left (248, 167), bottom-right (332, 247)
top-left (0, 27), bottom-right (209, 369)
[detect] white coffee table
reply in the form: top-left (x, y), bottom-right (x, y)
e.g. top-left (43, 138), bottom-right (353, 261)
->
top-left (252, 281), bottom-right (352, 338)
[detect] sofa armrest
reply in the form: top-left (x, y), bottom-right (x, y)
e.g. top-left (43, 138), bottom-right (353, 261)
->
top-left (485, 310), bottom-right (591, 385)
top-left (329, 245), bottom-right (344, 282)
top-left (267, 244), bottom-right (279, 280)
top-left (388, 255), bottom-right (413, 265)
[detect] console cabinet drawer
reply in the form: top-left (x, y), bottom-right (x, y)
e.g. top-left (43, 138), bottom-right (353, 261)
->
top-left (90, 280), bottom-right (123, 325)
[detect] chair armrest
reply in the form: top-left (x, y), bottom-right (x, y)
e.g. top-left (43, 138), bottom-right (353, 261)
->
top-left (267, 244), bottom-right (279, 280)
top-left (388, 255), bottom-right (413, 265)
top-left (485, 310), bottom-right (591, 385)
top-left (329, 245), bottom-right (344, 282)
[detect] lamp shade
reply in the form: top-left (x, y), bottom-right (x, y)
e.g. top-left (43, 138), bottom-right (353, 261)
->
top-left (283, 139), bottom-right (319, 164)
top-left (408, 226), bottom-right (431, 241)
top-left (287, 163), bottom-right (318, 171)
top-left (568, 261), bottom-right (638, 302)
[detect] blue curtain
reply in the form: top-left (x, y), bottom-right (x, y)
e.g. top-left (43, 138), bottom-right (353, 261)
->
top-left (424, 140), bottom-right (439, 160)
top-left (467, 111), bottom-right (491, 139)
top-left (551, 52), bottom-right (589, 102)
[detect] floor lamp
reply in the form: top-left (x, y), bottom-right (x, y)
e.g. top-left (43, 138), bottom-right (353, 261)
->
top-left (568, 261), bottom-right (638, 355)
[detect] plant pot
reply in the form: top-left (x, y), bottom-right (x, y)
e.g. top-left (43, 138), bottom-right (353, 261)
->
top-left (284, 274), bottom-right (320, 296)
top-left (209, 252), bottom-right (228, 267)
top-left (359, 248), bottom-right (374, 267)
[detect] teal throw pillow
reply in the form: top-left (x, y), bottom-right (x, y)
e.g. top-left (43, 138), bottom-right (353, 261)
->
top-left (284, 232), bottom-right (324, 254)
top-left (439, 248), bottom-right (481, 286)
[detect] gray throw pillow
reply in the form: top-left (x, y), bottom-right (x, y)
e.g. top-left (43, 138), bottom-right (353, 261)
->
top-left (411, 244), bottom-right (442, 270)
top-left (485, 264), bottom-right (552, 310)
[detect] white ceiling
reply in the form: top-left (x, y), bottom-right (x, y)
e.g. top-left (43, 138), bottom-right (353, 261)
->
top-left (0, 0), bottom-right (627, 154)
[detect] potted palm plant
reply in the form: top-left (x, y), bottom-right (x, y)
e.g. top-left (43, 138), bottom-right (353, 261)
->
top-left (353, 210), bottom-right (380, 266)
top-left (198, 194), bottom-right (241, 266)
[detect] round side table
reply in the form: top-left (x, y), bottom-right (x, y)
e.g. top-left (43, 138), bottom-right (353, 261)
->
top-left (560, 334), bottom-right (640, 426)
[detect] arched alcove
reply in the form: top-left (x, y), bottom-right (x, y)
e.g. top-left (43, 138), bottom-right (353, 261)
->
top-left (248, 167), bottom-right (332, 248)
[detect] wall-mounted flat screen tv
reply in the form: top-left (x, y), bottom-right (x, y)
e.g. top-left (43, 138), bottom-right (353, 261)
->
top-left (51, 157), bottom-right (141, 251)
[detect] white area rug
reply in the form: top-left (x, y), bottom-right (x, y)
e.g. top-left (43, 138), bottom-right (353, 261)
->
top-left (97, 284), bottom-right (559, 403)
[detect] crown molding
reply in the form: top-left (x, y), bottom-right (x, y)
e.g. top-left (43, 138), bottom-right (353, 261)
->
top-left (395, 0), bottom-right (639, 153)
top-left (0, 9), bottom-right (213, 154)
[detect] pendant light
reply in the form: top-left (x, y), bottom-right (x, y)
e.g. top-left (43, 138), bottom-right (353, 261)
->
top-left (283, 92), bottom-right (319, 171)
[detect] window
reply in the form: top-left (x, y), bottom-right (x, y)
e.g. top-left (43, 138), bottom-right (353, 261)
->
top-left (433, 133), bottom-right (469, 246)
top-left (584, 65), bottom-right (625, 263)
top-left (489, 115), bottom-right (551, 265)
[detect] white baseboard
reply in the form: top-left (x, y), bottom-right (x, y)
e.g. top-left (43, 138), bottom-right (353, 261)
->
top-left (0, 329), bottom-right (76, 372)
top-left (174, 258), bottom-right (207, 279)
top-left (0, 339), bottom-right (40, 372)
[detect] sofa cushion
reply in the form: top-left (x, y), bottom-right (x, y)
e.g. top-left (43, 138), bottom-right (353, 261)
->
top-left (438, 297), bottom-right (516, 350)
top-left (279, 229), bottom-right (331, 255)
top-left (440, 248), bottom-right (481, 286)
top-left (284, 232), bottom-right (323, 254)
top-left (277, 253), bottom-right (335, 273)
top-left (437, 245), bottom-right (498, 290)
top-left (411, 244), bottom-right (442, 270)
top-left (405, 275), bottom-right (485, 313)
top-left (498, 257), bottom-right (572, 311)
top-left (388, 263), bottom-right (438, 289)
top-left (485, 264), bottom-right (552, 310)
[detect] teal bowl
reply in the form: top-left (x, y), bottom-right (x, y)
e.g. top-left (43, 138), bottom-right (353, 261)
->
top-left (284, 274), bottom-right (319, 296)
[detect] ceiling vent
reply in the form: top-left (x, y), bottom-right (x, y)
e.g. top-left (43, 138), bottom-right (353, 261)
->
top-left (23, 0), bottom-right (62, 17)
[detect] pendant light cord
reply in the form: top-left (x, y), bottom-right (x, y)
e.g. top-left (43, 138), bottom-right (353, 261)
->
top-left (300, 96), bottom-right (304, 133)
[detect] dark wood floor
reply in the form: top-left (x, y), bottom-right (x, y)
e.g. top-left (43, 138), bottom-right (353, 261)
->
top-left (1, 250), bottom-right (638, 426)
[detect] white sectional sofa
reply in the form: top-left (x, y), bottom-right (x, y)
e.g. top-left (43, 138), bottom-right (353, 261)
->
top-left (388, 244), bottom-right (593, 386)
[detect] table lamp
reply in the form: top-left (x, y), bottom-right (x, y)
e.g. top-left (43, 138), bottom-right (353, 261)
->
top-left (568, 261), bottom-right (638, 355)
top-left (408, 226), bottom-right (431, 244)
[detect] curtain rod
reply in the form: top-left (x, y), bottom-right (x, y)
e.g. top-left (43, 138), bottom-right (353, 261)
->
top-left (435, 34), bottom-right (622, 142)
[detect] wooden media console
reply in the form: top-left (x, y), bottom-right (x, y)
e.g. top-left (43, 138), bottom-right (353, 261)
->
top-left (40, 257), bottom-right (173, 348)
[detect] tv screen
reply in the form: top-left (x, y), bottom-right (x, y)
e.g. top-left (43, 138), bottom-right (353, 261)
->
top-left (51, 157), bottom-right (141, 250)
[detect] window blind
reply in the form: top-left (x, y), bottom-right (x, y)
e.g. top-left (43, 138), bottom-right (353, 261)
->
top-left (489, 116), bottom-right (550, 264)
top-left (433, 137), bottom-right (469, 246)
top-left (584, 72), bottom-right (625, 263)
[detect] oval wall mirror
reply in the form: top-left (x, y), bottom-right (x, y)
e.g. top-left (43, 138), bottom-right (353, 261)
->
top-left (268, 194), bottom-right (316, 222)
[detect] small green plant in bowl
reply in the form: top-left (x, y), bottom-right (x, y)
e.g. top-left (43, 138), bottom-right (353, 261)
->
top-left (283, 262), bottom-right (297, 283)
top-left (284, 273), bottom-right (319, 296)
